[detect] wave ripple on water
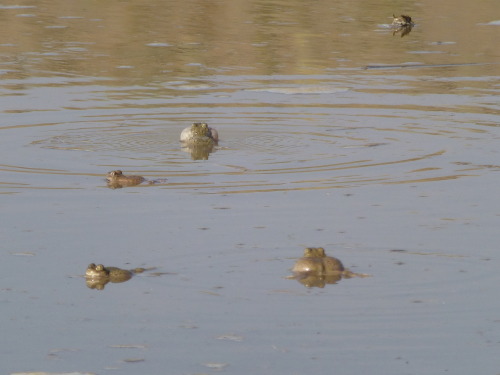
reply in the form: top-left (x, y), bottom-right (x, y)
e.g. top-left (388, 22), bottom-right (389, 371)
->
top-left (2, 76), bottom-right (497, 193)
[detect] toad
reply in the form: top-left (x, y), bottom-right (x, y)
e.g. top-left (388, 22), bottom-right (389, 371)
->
top-left (180, 122), bottom-right (219, 146)
top-left (106, 170), bottom-right (166, 189)
top-left (391, 14), bottom-right (414, 37)
top-left (289, 247), bottom-right (369, 287)
top-left (106, 170), bottom-right (144, 188)
top-left (85, 263), bottom-right (151, 290)
top-left (180, 123), bottom-right (219, 160)
top-left (392, 14), bottom-right (414, 27)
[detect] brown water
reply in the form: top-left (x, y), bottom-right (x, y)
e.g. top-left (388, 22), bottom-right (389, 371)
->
top-left (2, 0), bottom-right (500, 374)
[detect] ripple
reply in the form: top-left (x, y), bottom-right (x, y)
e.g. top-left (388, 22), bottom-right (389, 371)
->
top-left (2, 73), bottom-right (497, 194)
top-left (0, 5), bottom-right (36, 9)
top-left (33, 128), bottom-right (177, 154)
top-left (23, 120), bottom-right (474, 194)
top-left (247, 86), bottom-right (350, 94)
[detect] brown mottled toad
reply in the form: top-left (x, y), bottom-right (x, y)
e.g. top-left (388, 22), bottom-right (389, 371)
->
top-left (106, 170), bottom-right (145, 188)
top-left (180, 123), bottom-right (219, 160)
top-left (392, 14), bottom-right (414, 27)
top-left (106, 170), bottom-right (167, 189)
top-left (85, 263), bottom-right (150, 290)
top-left (180, 122), bottom-right (219, 145)
top-left (289, 247), bottom-right (369, 287)
top-left (391, 14), bottom-right (414, 37)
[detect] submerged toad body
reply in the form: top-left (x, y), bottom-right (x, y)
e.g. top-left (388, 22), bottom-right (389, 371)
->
top-left (85, 263), bottom-right (149, 289)
top-left (292, 247), bottom-right (346, 274)
top-left (106, 170), bottom-right (144, 187)
top-left (290, 247), bottom-right (369, 287)
top-left (106, 170), bottom-right (166, 189)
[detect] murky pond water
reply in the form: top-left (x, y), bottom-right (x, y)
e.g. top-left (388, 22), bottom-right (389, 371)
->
top-left (2, 0), bottom-right (499, 374)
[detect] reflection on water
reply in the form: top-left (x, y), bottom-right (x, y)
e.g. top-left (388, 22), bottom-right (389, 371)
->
top-left (181, 142), bottom-right (217, 160)
top-left (291, 272), bottom-right (344, 288)
top-left (1, 0), bottom-right (500, 374)
top-left (392, 24), bottom-right (413, 38)
top-left (1, 0), bottom-right (498, 79)
top-left (1, 0), bottom-right (498, 195)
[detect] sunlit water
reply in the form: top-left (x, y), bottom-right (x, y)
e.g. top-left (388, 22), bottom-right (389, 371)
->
top-left (1, 0), bottom-right (499, 374)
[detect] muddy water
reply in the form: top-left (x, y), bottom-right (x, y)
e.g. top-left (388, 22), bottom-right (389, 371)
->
top-left (2, 0), bottom-right (499, 374)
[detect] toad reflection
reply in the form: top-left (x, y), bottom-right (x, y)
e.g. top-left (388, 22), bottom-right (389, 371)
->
top-left (288, 247), bottom-right (370, 288)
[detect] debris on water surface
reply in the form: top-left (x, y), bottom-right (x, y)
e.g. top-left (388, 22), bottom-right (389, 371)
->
top-left (10, 252), bottom-right (36, 256)
top-left (122, 358), bottom-right (145, 363)
top-left (199, 290), bottom-right (221, 296)
top-left (203, 363), bottom-right (228, 370)
top-left (46, 348), bottom-right (80, 360)
top-left (109, 344), bottom-right (148, 349)
top-left (216, 334), bottom-right (244, 342)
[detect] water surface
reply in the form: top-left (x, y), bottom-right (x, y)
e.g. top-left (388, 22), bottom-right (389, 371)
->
top-left (1, 0), bottom-right (499, 374)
